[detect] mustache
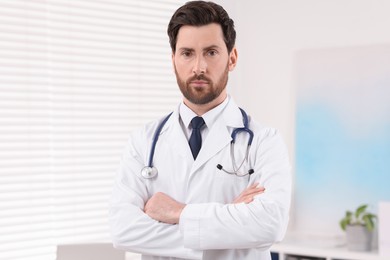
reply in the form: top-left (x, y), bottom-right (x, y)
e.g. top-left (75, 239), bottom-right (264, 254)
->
top-left (187, 74), bottom-right (211, 83)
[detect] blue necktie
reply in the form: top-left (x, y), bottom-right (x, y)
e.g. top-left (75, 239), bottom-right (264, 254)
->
top-left (189, 117), bottom-right (205, 160)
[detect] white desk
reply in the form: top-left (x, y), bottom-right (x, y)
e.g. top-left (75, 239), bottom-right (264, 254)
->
top-left (124, 235), bottom-right (388, 260)
top-left (271, 234), bottom-right (388, 260)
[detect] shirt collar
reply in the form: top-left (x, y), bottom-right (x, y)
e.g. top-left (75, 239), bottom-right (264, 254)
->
top-left (179, 96), bottom-right (230, 130)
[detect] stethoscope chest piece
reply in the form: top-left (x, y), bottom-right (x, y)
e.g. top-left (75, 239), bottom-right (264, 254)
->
top-left (141, 166), bottom-right (158, 179)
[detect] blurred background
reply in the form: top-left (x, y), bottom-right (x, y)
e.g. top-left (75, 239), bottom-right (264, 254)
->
top-left (0, 0), bottom-right (389, 259)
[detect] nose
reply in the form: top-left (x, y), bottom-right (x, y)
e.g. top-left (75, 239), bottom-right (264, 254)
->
top-left (192, 55), bottom-right (207, 75)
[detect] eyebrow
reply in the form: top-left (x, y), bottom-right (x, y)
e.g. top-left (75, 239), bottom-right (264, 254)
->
top-left (177, 45), bottom-right (222, 52)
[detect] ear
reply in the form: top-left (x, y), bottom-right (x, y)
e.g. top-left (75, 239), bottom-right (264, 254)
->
top-left (228, 47), bottom-right (238, 71)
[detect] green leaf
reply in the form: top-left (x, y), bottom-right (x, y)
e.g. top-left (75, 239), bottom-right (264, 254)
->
top-left (363, 214), bottom-right (374, 231)
top-left (363, 213), bottom-right (377, 231)
top-left (340, 204), bottom-right (376, 232)
top-left (340, 219), bottom-right (348, 231)
top-left (340, 211), bottom-right (353, 231)
top-left (355, 204), bottom-right (367, 219)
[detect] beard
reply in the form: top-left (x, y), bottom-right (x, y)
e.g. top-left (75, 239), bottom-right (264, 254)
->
top-left (174, 63), bottom-right (229, 105)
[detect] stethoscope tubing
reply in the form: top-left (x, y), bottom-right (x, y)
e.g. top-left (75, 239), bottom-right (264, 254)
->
top-left (147, 112), bottom-right (173, 167)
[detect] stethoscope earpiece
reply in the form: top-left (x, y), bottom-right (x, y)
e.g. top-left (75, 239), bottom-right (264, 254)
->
top-left (216, 164), bottom-right (254, 177)
top-left (215, 108), bottom-right (254, 177)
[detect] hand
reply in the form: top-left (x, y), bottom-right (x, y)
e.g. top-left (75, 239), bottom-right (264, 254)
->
top-left (232, 183), bottom-right (265, 204)
top-left (144, 192), bottom-right (185, 224)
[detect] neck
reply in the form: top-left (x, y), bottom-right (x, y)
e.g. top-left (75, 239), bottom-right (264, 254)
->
top-left (184, 92), bottom-right (227, 116)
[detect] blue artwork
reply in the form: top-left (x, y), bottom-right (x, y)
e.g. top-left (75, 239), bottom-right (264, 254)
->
top-left (294, 45), bottom-right (390, 235)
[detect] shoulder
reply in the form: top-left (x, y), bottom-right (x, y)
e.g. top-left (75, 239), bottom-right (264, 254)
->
top-left (245, 117), bottom-right (290, 171)
top-left (129, 114), bottom-right (169, 140)
top-left (227, 99), bottom-right (283, 142)
top-left (245, 114), bottom-right (287, 151)
top-left (127, 111), bottom-right (177, 146)
top-left (249, 118), bottom-right (279, 139)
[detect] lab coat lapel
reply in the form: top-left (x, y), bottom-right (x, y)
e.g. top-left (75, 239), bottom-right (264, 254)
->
top-left (191, 99), bottom-right (244, 173)
top-left (162, 109), bottom-right (193, 163)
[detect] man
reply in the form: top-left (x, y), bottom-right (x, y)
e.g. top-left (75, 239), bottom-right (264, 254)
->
top-left (109, 1), bottom-right (291, 259)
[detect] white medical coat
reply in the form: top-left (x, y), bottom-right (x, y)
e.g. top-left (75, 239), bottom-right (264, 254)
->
top-left (109, 99), bottom-right (291, 260)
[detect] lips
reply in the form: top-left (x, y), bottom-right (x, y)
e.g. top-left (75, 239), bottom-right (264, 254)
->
top-left (187, 75), bottom-right (211, 87)
top-left (191, 80), bottom-right (208, 85)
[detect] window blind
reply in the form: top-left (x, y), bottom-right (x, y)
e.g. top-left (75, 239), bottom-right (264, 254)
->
top-left (0, 1), bottom-right (184, 259)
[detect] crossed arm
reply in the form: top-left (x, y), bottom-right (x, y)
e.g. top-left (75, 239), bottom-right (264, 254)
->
top-left (111, 129), bottom-right (291, 256)
top-left (144, 183), bottom-right (265, 224)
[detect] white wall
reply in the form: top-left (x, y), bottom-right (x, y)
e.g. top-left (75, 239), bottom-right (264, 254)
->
top-left (217, 0), bottom-right (390, 231)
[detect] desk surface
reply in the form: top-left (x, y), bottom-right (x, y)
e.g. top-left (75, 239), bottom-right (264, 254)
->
top-left (271, 233), bottom-right (388, 260)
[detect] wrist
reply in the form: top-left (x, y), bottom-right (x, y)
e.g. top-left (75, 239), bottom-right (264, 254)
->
top-left (175, 203), bottom-right (186, 224)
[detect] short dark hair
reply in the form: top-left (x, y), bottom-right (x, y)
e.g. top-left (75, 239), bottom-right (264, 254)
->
top-left (167, 1), bottom-right (236, 53)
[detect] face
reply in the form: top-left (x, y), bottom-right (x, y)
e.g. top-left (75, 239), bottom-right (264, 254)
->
top-left (172, 23), bottom-right (237, 112)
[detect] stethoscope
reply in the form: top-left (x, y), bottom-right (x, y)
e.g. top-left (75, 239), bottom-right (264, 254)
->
top-left (140, 108), bottom-right (254, 179)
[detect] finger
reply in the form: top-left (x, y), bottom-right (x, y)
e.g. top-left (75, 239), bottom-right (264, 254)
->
top-left (232, 184), bottom-right (265, 204)
top-left (248, 187), bottom-right (265, 194)
top-left (241, 192), bottom-right (263, 204)
top-left (248, 183), bottom-right (259, 189)
top-left (233, 191), bottom-right (260, 204)
top-left (244, 189), bottom-right (265, 198)
top-left (235, 189), bottom-right (265, 203)
top-left (243, 190), bottom-right (264, 200)
top-left (247, 186), bottom-right (265, 192)
top-left (240, 187), bottom-right (265, 197)
top-left (244, 197), bottom-right (254, 203)
top-left (238, 196), bottom-right (255, 204)
top-left (244, 183), bottom-right (264, 192)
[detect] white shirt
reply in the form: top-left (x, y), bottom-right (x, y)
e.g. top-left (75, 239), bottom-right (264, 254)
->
top-left (109, 97), bottom-right (291, 260)
top-left (179, 96), bottom-right (229, 142)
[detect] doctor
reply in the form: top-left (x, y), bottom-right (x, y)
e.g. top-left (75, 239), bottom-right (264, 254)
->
top-left (109, 1), bottom-right (291, 259)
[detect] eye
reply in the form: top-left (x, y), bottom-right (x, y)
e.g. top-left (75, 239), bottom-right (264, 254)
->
top-left (207, 50), bottom-right (218, 56)
top-left (181, 50), bottom-right (193, 58)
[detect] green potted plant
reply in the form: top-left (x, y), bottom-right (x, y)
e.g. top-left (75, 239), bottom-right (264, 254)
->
top-left (340, 204), bottom-right (377, 251)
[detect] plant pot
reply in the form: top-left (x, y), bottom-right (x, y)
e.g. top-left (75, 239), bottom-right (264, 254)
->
top-left (346, 225), bottom-right (373, 251)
